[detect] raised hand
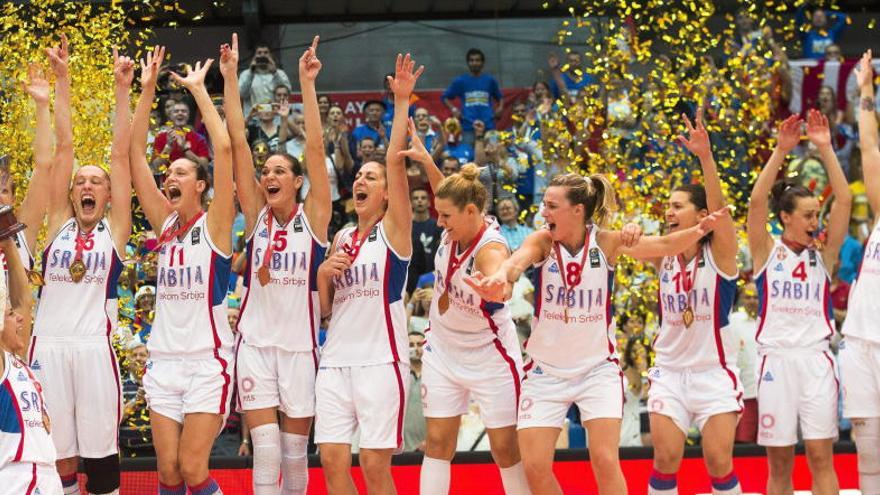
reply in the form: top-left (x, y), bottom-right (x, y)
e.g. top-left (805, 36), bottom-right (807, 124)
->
top-left (855, 49), bottom-right (874, 92)
top-left (170, 59), bottom-right (213, 91)
top-left (677, 106), bottom-right (711, 160)
top-left (398, 117), bottom-right (431, 162)
top-left (277, 99), bottom-right (290, 118)
top-left (113, 47), bottom-right (135, 88)
top-left (46, 33), bottom-right (69, 78)
top-left (697, 206), bottom-right (732, 236)
top-left (299, 36), bottom-right (321, 81)
top-left (219, 33), bottom-right (239, 79)
top-left (620, 222), bottom-right (643, 248)
top-left (805, 108), bottom-right (832, 148)
top-left (464, 271), bottom-right (511, 303)
top-left (139, 45), bottom-right (166, 89)
top-left (774, 114), bottom-right (803, 154)
top-left (23, 64), bottom-right (50, 104)
top-left (387, 53), bottom-right (424, 99)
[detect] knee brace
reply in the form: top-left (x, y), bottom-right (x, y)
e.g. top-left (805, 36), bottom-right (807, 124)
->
top-left (83, 455), bottom-right (121, 494)
top-left (852, 417), bottom-right (880, 474)
top-left (251, 423), bottom-right (283, 486)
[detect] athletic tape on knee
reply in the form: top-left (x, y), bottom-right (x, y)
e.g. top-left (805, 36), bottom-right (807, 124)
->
top-left (83, 455), bottom-right (121, 494)
top-left (281, 432), bottom-right (309, 494)
top-left (251, 423), bottom-right (283, 486)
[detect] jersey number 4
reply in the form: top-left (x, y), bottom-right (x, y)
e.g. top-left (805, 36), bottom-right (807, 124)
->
top-left (791, 261), bottom-right (807, 282)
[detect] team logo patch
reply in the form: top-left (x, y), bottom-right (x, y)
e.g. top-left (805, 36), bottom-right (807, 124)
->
top-left (775, 246), bottom-right (787, 260)
top-left (17, 371), bottom-right (27, 382)
top-left (11, 359), bottom-right (22, 369)
top-left (520, 398), bottom-right (533, 411)
top-left (661, 273), bottom-right (669, 283)
top-left (424, 343), bottom-right (432, 353)
top-left (97, 222), bottom-right (105, 232)
top-left (465, 257), bottom-right (476, 275)
top-left (663, 258), bottom-right (674, 271)
top-left (760, 414), bottom-right (775, 429)
top-left (838, 340), bottom-right (846, 350)
top-left (241, 377), bottom-right (255, 393)
top-left (368, 226), bottom-right (378, 242)
top-left (191, 226), bottom-right (201, 245)
top-left (259, 228), bottom-right (269, 238)
top-left (648, 368), bottom-right (661, 379)
top-left (293, 216), bottom-right (303, 233)
top-left (548, 262), bottom-right (559, 273)
top-left (762, 370), bottom-right (774, 382)
top-left (774, 263), bottom-right (784, 272)
top-left (30, 360), bottom-right (41, 370)
top-left (589, 247), bottom-right (600, 268)
top-left (532, 365), bottom-right (544, 375)
top-left (650, 399), bottom-right (664, 411)
top-left (145, 361), bottom-right (153, 370)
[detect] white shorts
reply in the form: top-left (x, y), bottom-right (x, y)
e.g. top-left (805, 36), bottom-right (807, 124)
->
top-left (839, 336), bottom-right (880, 419)
top-left (28, 337), bottom-right (121, 459)
top-left (0, 463), bottom-right (62, 495)
top-left (235, 341), bottom-right (318, 418)
top-left (143, 355), bottom-right (233, 425)
top-left (421, 332), bottom-right (523, 429)
top-left (756, 351), bottom-right (838, 446)
top-left (647, 365), bottom-right (743, 435)
top-left (518, 360), bottom-right (623, 430)
top-left (314, 363), bottom-right (408, 450)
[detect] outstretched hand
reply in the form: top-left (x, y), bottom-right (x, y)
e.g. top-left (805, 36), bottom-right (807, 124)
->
top-left (219, 33), bottom-right (239, 79)
top-left (805, 108), bottom-right (832, 148)
top-left (171, 59), bottom-right (213, 91)
top-left (677, 106), bottom-right (712, 160)
top-left (139, 45), bottom-right (166, 89)
top-left (387, 53), bottom-right (424, 99)
top-left (464, 271), bottom-right (511, 303)
top-left (397, 117), bottom-right (432, 162)
top-left (299, 36), bottom-right (322, 81)
top-left (113, 47), bottom-right (135, 88)
top-left (855, 49), bottom-right (874, 92)
top-left (46, 33), bottom-right (69, 78)
top-left (697, 206), bottom-right (732, 236)
top-left (774, 114), bottom-right (803, 154)
top-left (23, 64), bottom-right (50, 104)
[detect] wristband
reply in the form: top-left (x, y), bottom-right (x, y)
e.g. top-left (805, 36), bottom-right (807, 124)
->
top-left (241, 439), bottom-right (250, 445)
top-left (861, 96), bottom-right (875, 112)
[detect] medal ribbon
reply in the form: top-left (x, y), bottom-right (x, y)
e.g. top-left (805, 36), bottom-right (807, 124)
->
top-left (444, 223), bottom-right (488, 291)
top-left (73, 224), bottom-right (95, 264)
top-left (343, 216), bottom-right (383, 263)
top-left (677, 247), bottom-right (702, 299)
top-left (781, 236), bottom-right (812, 254)
top-left (552, 225), bottom-right (593, 298)
top-left (154, 210), bottom-right (205, 250)
top-left (261, 204), bottom-right (299, 271)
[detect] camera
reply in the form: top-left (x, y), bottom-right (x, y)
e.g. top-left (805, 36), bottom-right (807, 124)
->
top-left (255, 55), bottom-right (270, 65)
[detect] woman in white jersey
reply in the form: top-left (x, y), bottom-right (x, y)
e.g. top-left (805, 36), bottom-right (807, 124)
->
top-left (224, 35), bottom-right (331, 494)
top-left (840, 50), bottom-right (880, 495)
top-left (30, 42), bottom-right (134, 495)
top-left (0, 226), bottom-right (62, 494)
top-left (314, 54), bottom-right (420, 494)
top-left (642, 109), bottom-right (742, 495)
top-left (469, 172), bottom-right (731, 495)
top-left (130, 47), bottom-right (236, 495)
top-left (747, 109), bottom-right (850, 495)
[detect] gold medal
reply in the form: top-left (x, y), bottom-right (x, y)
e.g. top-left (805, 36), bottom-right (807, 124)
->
top-left (257, 265), bottom-right (270, 286)
top-left (564, 307), bottom-right (570, 322)
top-left (69, 259), bottom-right (86, 283)
top-left (682, 305), bottom-right (695, 328)
top-left (27, 270), bottom-right (44, 286)
top-left (438, 290), bottom-right (450, 315)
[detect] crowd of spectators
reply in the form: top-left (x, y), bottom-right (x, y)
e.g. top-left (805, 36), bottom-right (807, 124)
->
top-left (111, 5), bottom-right (877, 457)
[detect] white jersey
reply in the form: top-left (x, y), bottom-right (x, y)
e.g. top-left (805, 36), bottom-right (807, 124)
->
top-left (0, 352), bottom-right (56, 468)
top-left (321, 221), bottom-right (409, 367)
top-left (428, 220), bottom-right (516, 349)
top-left (0, 231), bottom-right (33, 273)
top-left (842, 219), bottom-right (880, 343)
top-left (755, 239), bottom-right (833, 352)
top-left (148, 212), bottom-right (235, 360)
top-left (655, 243), bottom-right (740, 370)
top-left (237, 206), bottom-right (327, 352)
top-left (33, 218), bottom-right (122, 338)
top-left (527, 227), bottom-right (616, 378)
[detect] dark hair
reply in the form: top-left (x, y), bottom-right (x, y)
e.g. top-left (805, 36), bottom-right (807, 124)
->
top-left (329, 103), bottom-right (344, 113)
top-left (254, 42), bottom-right (271, 51)
top-left (672, 184), bottom-right (708, 212)
top-left (318, 94), bottom-right (332, 105)
top-left (186, 160), bottom-right (211, 208)
top-left (364, 100), bottom-right (386, 111)
top-left (264, 152), bottom-right (303, 176)
top-left (770, 179), bottom-right (813, 218)
top-left (359, 136), bottom-right (377, 147)
top-left (548, 173), bottom-right (617, 227)
top-left (410, 186), bottom-right (429, 196)
top-left (466, 48), bottom-right (485, 62)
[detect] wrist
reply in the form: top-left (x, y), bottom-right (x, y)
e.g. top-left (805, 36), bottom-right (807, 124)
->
top-left (241, 439), bottom-right (250, 445)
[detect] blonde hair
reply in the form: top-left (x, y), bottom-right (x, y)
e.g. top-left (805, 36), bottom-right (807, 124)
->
top-left (435, 163), bottom-right (487, 211)
top-left (548, 173), bottom-right (617, 226)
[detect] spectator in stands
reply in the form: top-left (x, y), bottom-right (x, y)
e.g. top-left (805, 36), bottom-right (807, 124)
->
top-left (407, 187), bottom-right (442, 294)
top-left (355, 136), bottom-right (378, 170)
top-left (732, 8), bottom-right (763, 53)
top-left (349, 100), bottom-right (387, 158)
top-left (797, 5), bottom-right (848, 59)
top-left (325, 104), bottom-right (355, 181)
top-left (816, 85), bottom-right (857, 173)
top-left (496, 197), bottom-right (532, 251)
top-left (284, 111), bottom-right (306, 159)
top-left (238, 42), bottom-right (292, 115)
top-left (247, 99), bottom-right (289, 151)
top-left (731, 282), bottom-right (759, 444)
top-left (442, 48), bottom-right (503, 144)
top-left (413, 107), bottom-right (442, 160)
top-left (120, 340), bottom-right (153, 457)
top-left (618, 313), bottom-right (650, 447)
top-left (475, 130), bottom-right (519, 213)
top-left (441, 117), bottom-right (475, 164)
top-left (548, 51), bottom-right (594, 103)
top-left (404, 330), bottom-right (427, 452)
top-left (134, 285), bottom-right (156, 342)
top-left (318, 94), bottom-right (332, 126)
top-left (440, 156), bottom-right (460, 177)
top-left (383, 72), bottom-right (415, 132)
top-left (151, 101), bottom-right (211, 174)
top-left (824, 43), bottom-right (843, 62)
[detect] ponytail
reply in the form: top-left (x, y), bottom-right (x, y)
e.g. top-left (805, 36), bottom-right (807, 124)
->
top-left (770, 179), bottom-right (813, 218)
top-left (548, 172), bottom-right (618, 227)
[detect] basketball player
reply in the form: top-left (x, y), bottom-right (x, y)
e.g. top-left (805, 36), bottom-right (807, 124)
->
top-left (30, 42), bottom-right (134, 495)
top-left (314, 54), bottom-right (420, 494)
top-left (839, 50), bottom-right (880, 495)
top-left (130, 47), bottom-right (235, 495)
top-left (0, 235), bottom-right (62, 493)
top-left (748, 109), bottom-right (850, 495)
top-left (224, 34), bottom-right (331, 494)
top-left (469, 171), bottom-right (731, 495)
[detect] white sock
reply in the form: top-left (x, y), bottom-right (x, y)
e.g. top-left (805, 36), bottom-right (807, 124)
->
top-left (499, 462), bottom-right (531, 495)
top-left (251, 423), bottom-right (282, 495)
top-left (280, 432), bottom-right (309, 495)
top-left (420, 456), bottom-right (451, 495)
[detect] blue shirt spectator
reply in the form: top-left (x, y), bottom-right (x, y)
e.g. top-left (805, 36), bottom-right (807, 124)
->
top-left (548, 52), bottom-right (595, 101)
top-left (796, 7), bottom-right (847, 59)
top-left (445, 142), bottom-right (474, 164)
top-left (838, 234), bottom-right (864, 284)
top-left (349, 100), bottom-right (386, 158)
top-left (496, 197), bottom-right (534, 251)
top-left (442, 49), bottom-right (503, 131)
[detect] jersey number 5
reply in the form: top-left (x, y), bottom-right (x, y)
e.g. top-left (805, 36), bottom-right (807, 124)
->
top-left (791, 261), bottom-right (807, 282)
top-left (273, 231), bottom-right (288, 251)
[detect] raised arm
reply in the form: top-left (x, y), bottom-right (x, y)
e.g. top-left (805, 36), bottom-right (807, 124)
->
top-left (2, 237), bottom-right (32, 354)
top-left (18, 64), bottom-right (53, 250)
top-left (856, 50), bottom-right (880, 215)
top-left (677, 106), bottom-right (738, 276)
top-left (46, 34), bottom-right (74, 238)
top-left (748, 115), bottom-right (801, 270)
top-left (108, 48), bottom-right (134, 252)
top-left (383, 54), bottom-right (424, 257)
top-left (466, 229), bottom-right (551, 303)
top-left (299, 36), bottom-right (331, 243)
top-left (805, 109), bottom-right (851, 267)
top-left (220, 34), bottom-right (262, 233)
top-left (130, 45), bottom-right (173, 231)
top-left (615, 206), bottom-right (731, 260)
top-left (173, 60), bottom-right (234, 255)
top-left (399, 117), bottom-right (443, 192)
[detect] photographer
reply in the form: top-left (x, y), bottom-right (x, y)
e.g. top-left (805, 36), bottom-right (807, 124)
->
top-left (238, 42), bottom-right (291, 116)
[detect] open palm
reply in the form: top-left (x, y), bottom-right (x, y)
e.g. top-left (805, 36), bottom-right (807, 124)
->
top-left (388, 53), bottom-right (424, 97)
top-left (24, 64), bottom-right (50, 103)
top-left (805, 109), bottom-right (831, 148)
top-left (113, 48), bottom-right (135, 88)
top-left (171, 59), bottom-right (213, 90)
top-left (677, 107), bottom-right (711, 159)
top-left (46, 33), bottom-right (69, 77)
top-left (139, 45), bottom-right (166, 88)
top-left (775, 114), bottom-right (802, 153)
top-left (855, 50), bottom-right (874, 91)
